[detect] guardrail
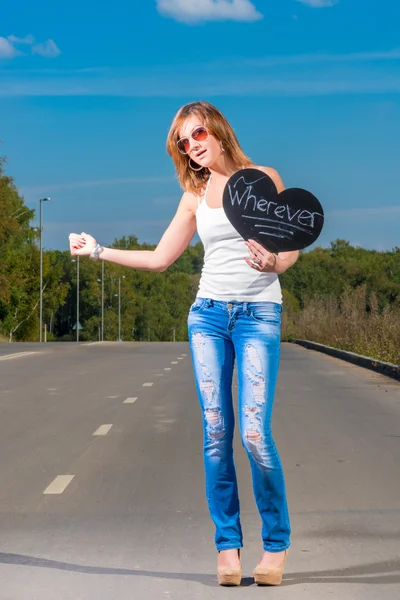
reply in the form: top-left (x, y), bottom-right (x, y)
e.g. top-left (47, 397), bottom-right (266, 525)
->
top-left (290, 339), bottom-right (400, 382)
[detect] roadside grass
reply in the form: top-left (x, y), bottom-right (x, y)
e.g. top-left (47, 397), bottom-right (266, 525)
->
top-left (282, 285), bottom-right (400, 366)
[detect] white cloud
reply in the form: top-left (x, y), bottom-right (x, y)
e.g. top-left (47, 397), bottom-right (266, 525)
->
top-left (295, 0), bottom-right (339, 6)
top-left (156, 0), bottom-right (263, 23)
top-left (2, 49), bottom-right (400, 98)
top-left (2, 68), bottom-right (400, 98)
top-left (19, 175), bottom-right (175, 195)
top-left (238, 49), bottom-right (400, 67)
top-left (0, 35), bottom-right (61, 59)
top-left (32, 39), bottom-right (61, 58)
top-left (8, 34), bottom-right (35, 45)
top-left (0, 37), bottom-right (20, 58)
top-left (328, 206), bottom-right (400, 218)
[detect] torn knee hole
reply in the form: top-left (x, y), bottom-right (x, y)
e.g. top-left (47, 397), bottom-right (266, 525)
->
top-left (200, 380), bottom-right (214, 402)
top-left (205, 407), bottom-right (222, 427)
top-left (204, 408), bottom-right (224, 439)
top-left (246, 429), bottom-right (262, 444)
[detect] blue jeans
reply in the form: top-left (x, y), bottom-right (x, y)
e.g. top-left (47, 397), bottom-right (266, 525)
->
top-left (188, 298), bottom-right (291, 552)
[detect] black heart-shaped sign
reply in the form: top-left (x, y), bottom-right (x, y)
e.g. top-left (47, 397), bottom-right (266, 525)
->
top-left (223, 168), bottom-right (324, 253)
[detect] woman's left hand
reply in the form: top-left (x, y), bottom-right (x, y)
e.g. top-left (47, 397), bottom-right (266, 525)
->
top-left (244, 239), bottom-right (279, 273)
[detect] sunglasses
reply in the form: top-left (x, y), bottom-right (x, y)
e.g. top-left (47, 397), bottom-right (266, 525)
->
top-left (177, 126), bottom-right (209, 155)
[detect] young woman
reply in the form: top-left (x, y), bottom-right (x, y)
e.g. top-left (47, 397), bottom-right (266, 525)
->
top-left (69, 101), bottom-right (298, 586)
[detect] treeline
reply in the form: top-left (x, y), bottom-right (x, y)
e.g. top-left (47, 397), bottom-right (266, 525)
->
top-left (50, 236), bottom-right (203, 343)
top-left (1, 158), bottom-right (399, 364)
top-left (280, 241), bottom-right (400, 365)
top-left (0, 156), bottom-right (204, 343)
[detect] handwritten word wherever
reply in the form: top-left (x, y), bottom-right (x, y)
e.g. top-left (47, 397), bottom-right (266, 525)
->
top-left (228, 181), bottom-right (322, 229)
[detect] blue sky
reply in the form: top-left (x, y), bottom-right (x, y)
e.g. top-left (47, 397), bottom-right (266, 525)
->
top-left (1, 0), bottom-right (399, 252)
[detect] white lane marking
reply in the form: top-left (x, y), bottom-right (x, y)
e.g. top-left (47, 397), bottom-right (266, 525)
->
top-left (164, 368), bottom-right (171, 371)
top-left (181, 354), bottom-right (187, 356)
top-left (93, 424), bottom-right (113, 436)
top-left (124, 397), bottom-right (138, 404)
top-left (0, 351), bottom-right (39, 362)
top-left (143, 382), bottom-right (153, 387)
top-left (155, 374), bottom-right (163, 376)
top-left (177, 357), bottom-right (183, 360)
top-left (171, 361), bottom-right (178, 364)
top-left (106, 395), bottom-right (119, 399)
top-left (43, 475), bottom-right (75, 495)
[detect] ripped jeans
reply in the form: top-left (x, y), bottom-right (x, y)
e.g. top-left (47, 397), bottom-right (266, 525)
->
top-left (188, 298), bottom-right (291, 552)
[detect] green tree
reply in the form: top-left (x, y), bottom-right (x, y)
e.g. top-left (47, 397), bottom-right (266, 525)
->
top-left (0, 157), bottom-right (68, 341)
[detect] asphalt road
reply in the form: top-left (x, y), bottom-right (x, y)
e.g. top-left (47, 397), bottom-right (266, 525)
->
top-left (0, 341), bottom-right (399, 599)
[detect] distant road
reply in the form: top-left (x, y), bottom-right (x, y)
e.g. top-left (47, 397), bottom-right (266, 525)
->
top-left (1, 342), bottom-right (399, 599)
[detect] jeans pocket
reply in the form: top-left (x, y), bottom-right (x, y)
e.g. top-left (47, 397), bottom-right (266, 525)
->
top-left (189, 298), bottom-right (207, 313)
top-left (250, 304), bottom-right (281, 324)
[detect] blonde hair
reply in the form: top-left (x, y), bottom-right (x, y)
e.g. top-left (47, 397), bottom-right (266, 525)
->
top-left (166, 101), bottom-right (252, 195)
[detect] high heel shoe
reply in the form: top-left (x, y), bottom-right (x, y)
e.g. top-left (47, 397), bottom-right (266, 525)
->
top-left (217, 550), bottom-right (242, 586)
top-left (253, 549), bottom-right (289, 586)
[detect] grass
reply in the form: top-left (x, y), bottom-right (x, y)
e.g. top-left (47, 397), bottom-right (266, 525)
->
top-left (282, 285), bottom-right (400, 366)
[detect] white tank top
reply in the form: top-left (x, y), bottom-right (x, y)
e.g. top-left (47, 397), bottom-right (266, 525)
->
top-left (195, 175), bottom-right (282, 303)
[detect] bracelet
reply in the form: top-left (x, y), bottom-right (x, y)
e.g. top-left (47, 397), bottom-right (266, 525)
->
top-left (89, 243), bottom-right (104, 261)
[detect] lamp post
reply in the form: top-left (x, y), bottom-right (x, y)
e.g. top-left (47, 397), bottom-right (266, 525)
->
top-left (39, 197), bottom-right (50, 342)
top-left (71, 257), bottom-right (80, 342)
top-left (101, 261), bottom-right (104, 341)
top-left (96, 260), bottom-right (105, 342)
top-left (118, 276), bottom-right (125, 342)
top-left (77, 256), bottom-right (80, 342)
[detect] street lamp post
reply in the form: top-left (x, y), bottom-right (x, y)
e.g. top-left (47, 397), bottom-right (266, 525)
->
top-left (118, 275), bottom-right (125, 342)
top-left (77, 256), bottom-right (80, 342)
top-left (101, 260), bottom-right (104, 341)
top-left (97, 261), bottom-right (105, 341)
top-left (39, 197), bottom-right (50, 342)
top-left (71, 257), bottom-right (80, 341)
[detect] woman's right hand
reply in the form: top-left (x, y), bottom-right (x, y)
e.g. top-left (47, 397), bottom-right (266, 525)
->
top-left (69, 232), bottom-right (97, 256)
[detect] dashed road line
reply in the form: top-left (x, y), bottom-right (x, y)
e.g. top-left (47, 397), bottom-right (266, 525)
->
top-left (43, 475), bottom-right (75, 495)
top-left (93, 424), bottom-right (113, 436)
top-left (164, 368), bottom-right (171, 371)
top-left (171, 361), bottom-right (178, 364)
top-left (124, 397), bottom-right (138, 404)
top-left (143, 382), bottom-right (153, 387)
top-left (177, 357), bottom-right (183, 360)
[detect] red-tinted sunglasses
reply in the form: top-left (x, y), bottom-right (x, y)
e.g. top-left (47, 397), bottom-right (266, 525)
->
top-left (177, 126), bottom-right (209, 155)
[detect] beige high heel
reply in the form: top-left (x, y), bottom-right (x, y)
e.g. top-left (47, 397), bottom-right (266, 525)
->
top-left (253, 549), bottom-right (289, 586)
top-left (217, 550), bottom-right (242, 586)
